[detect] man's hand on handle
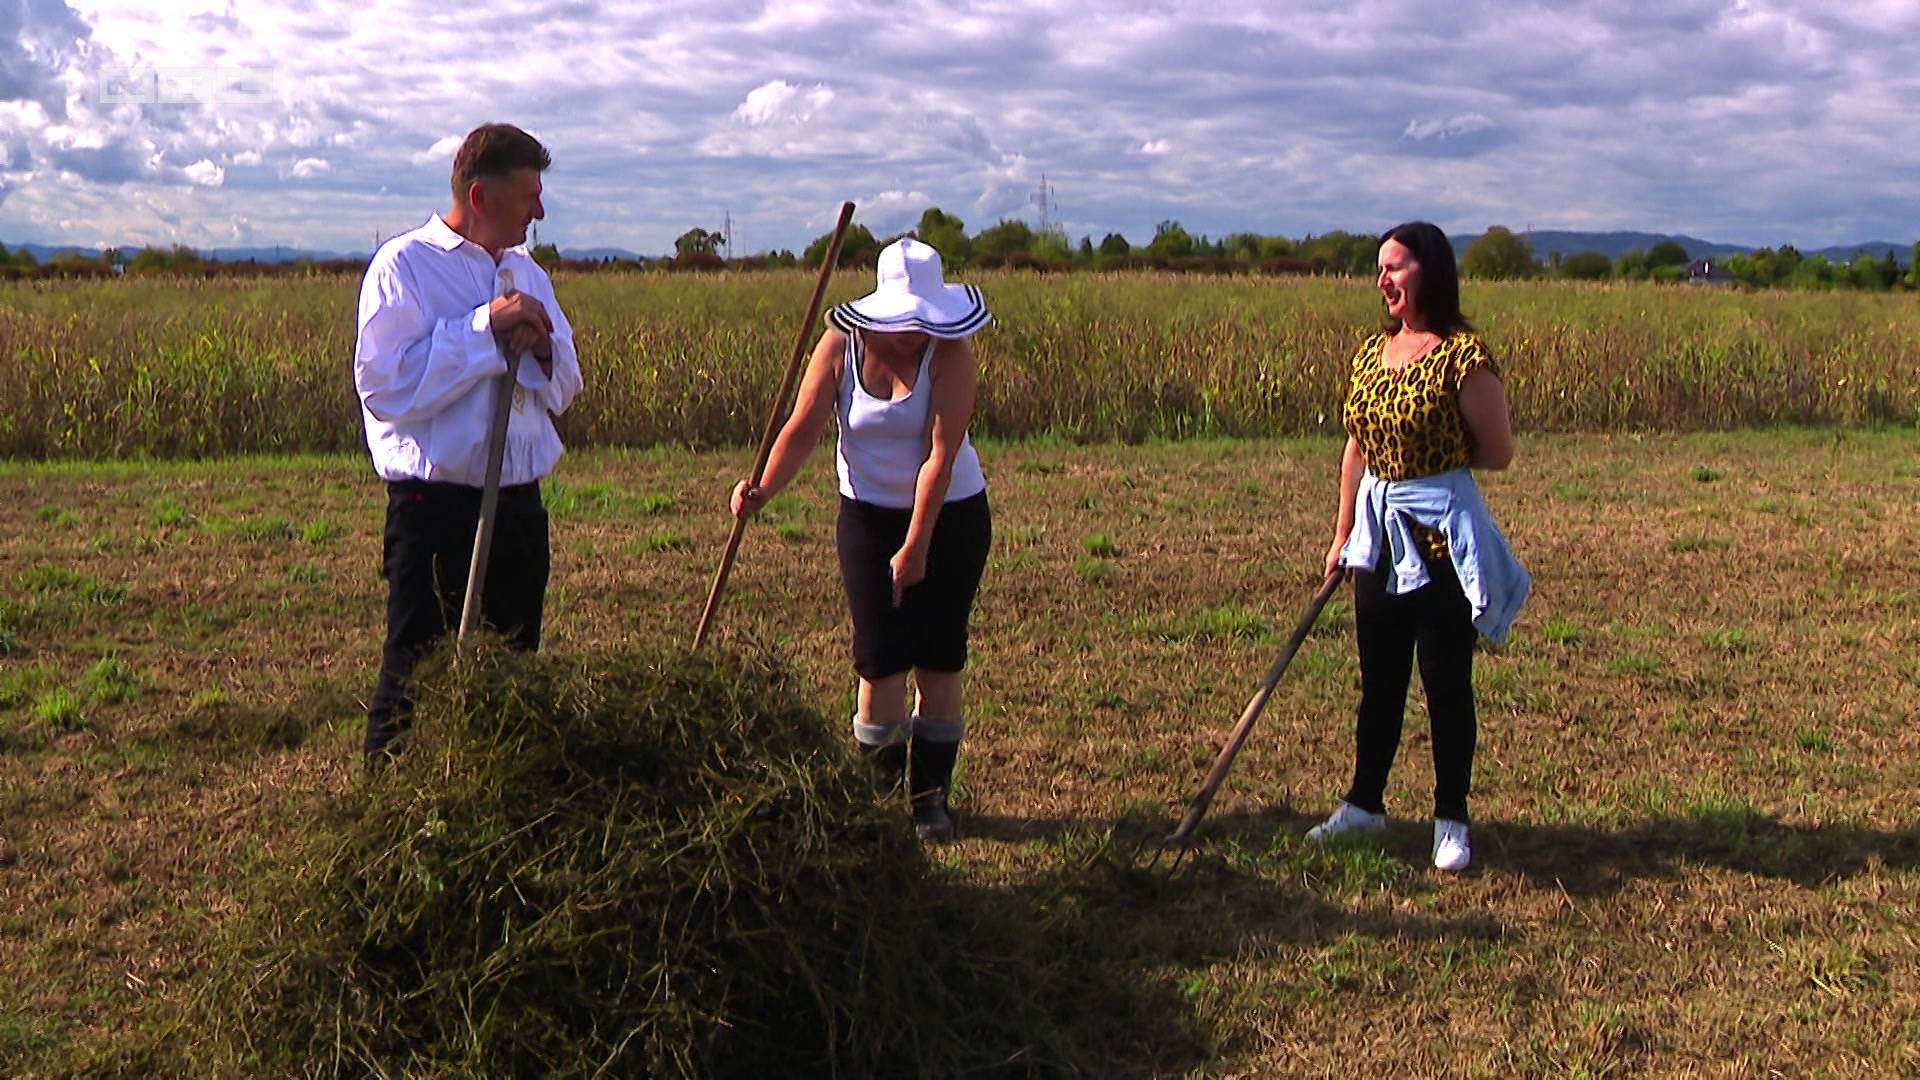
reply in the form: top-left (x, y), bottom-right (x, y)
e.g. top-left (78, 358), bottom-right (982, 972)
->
top-left (491, 290), bottom-right (554, 375)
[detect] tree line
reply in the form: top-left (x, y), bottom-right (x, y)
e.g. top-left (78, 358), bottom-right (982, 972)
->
top-left (7, 214), bottom-right (1915, 291)
top-left (661, 212), bottom-right (1917, 290)
top-left (0, 242), bottom-right (364, 280)
top-left (1455, 227), bottom-right (1915, 290)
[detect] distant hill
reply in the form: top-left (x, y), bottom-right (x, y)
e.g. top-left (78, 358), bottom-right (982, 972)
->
top-left (1451, 230), bottom-right (1907, 264)
top-left (565, 247), bottom-right (653, 262)
top-left (202, 246), bottom-right (360, 263)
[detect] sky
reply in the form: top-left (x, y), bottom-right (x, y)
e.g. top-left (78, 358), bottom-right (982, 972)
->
top-left (1, 0), bottom-right (1917, 256)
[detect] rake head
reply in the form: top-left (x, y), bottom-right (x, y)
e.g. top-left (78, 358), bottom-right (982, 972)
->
top-left (1134, 825), bottom-right (1203, 877)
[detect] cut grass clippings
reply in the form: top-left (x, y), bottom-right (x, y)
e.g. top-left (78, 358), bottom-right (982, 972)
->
top-left (159, 640), bottom-right (1201, 1078)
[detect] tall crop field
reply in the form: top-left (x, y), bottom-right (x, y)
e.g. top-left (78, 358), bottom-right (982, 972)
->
top-left (0, 272), bottom-right (1911, 459)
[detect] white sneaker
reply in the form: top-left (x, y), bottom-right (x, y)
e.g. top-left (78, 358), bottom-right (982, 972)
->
top-left (1433, 819), bottom-right (1472, 871)
top-left (1306, 801), bottom-right (1386, 840)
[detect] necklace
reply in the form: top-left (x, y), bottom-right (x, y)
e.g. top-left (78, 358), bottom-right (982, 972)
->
top-left (1385, 329), bottom-right (1437, 369)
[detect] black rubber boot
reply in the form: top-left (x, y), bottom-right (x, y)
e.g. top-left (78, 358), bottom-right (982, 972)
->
top-left (858, 740), bottom-right (908, 800)
top-left (908, 737), bottom-right (960, 843)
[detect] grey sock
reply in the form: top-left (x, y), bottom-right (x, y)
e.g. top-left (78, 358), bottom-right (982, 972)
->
top-left (853, 717), bottom-right (907, 748)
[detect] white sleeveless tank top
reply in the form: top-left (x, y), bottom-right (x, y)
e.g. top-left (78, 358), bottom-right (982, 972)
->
top-left (835, 332), bottom-right (987, 510)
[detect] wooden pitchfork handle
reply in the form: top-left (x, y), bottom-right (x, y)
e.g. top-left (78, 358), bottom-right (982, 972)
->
top-left (691, 200), bottom-right (857, 652)
top-left (1161, 569), bottom-right (1345, 848)
top-left (459, 274), bottom-right (527, 642)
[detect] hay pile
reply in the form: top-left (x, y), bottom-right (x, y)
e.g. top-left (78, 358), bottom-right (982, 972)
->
top-left (182, 640), bottom-right (1174, 1077)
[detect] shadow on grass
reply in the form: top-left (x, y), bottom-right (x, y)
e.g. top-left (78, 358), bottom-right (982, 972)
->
top-left (165, 678), bottom-right (358, 753)
top-left (974, 804), bottom-right (1920, 900)
top-left (1487, 813), bottom-right (1920, 895)
top-left (964, 806), bottom-right (1510, 978)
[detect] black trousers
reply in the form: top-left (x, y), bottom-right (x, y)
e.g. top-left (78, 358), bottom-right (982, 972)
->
top-left (366, 479), bottom-right (550, 754)
top-left (1345, 547), bottom-right (1478, 823)
top-left (836, 492), bottom-right (992, 680)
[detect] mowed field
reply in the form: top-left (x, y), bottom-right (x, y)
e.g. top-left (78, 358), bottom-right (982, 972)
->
top-left (2, 426), bottom-right (1917, 1074)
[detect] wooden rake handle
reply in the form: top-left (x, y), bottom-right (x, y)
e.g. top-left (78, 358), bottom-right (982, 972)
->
top-left (691, 201), bottom-right (857, 652)
top-left (1162, 569), bottom-right (1345, 847)
top-left (458, 350), bottom-right (524, 641)
top-left (460, 265), bottom-right (528, 643)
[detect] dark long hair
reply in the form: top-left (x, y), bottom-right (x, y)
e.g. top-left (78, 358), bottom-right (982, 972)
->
top-left (1379, 221), bottom-right (1471, 335)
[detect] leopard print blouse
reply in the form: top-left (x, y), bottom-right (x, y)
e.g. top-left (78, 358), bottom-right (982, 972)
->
top-left (1342, 330), bottom-right (1498, 559)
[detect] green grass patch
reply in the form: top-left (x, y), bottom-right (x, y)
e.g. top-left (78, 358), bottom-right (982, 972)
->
top-left (547, 482), bottom-right (679, 520)
top-left (1690, 466), bottom-right (1723, 483)
top-left (285, 561), bottom-right (328, 585)
top-left (150, 494), bottom-right (190, 528)
top-left (1289, 837), bottom-right (1413, 895)
top-left (34, 688), bottom-right (87, 732)
top-left (19, 566), bottom-right (127, 605)
top-left (1540, 615), bottom-right (1584, 644)
top-left (83, 658), bottom-right (142, 705)
top-left (1793, 727), bottom-right (1835, 754)
top-left (0, 664), bottom-right (51, 709)
top-left (1134, 604), bottom-right (1270, 643)
top-left (1606, 652), bottom-right (1665, 676)
top-left (1806, 945), bottom-right (1885, 997)
top-left (1074, 556), bottom-right (1114, 584)
top-left (1702, 625), bottom-right (1763, 653)
top-left (188, 688), bottom-right (231, 712)
top-left (300, 518), bottom-right (343, 544)
top-left (1082, 532), bottom-right (1120, 558)
top-left (640, 530), bottom-right (693, 553)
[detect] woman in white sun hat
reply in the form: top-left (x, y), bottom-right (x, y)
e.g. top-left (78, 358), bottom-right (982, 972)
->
top-left (731, 236), bottom-right (991, 843)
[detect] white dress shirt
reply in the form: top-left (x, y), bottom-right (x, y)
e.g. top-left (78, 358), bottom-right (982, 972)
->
top-left (354, 213), bottom-right (583, 486)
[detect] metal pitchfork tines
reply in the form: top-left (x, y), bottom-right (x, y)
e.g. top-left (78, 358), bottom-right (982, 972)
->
top-left (1145, 569), bottom-right (1345, 874)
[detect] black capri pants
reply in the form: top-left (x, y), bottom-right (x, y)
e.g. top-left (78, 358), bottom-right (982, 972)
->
top-left (836, 491), bottom-right (992, 680)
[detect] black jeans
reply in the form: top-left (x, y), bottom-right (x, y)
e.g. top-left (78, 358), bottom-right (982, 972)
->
top-left (366, 479), bottom-right (550, 755)
top-left (1345, 547), bottom-right (1478, 824)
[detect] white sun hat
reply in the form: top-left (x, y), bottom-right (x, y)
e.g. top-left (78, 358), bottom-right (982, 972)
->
top-left (827, 237), bottom-right (991, 339)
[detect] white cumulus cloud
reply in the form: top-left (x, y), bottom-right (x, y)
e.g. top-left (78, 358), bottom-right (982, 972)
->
top-left (732, 81), bottom-right (835, 127)
top-left (182, 159), bottom-right (224, 186)
top-left (410, 135), bottom-right (463, 166)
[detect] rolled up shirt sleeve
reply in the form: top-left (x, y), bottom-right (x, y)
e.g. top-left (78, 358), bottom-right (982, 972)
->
top-left (354, 256), bottom-right (507, 426)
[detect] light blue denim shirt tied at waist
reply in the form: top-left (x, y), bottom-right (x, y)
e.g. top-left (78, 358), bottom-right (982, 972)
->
top-left (1338, 468), bottom-right (1531, 645)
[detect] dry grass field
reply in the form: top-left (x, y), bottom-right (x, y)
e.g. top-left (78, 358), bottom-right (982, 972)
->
top-left (3, 428), bottom-right (1916, 1075)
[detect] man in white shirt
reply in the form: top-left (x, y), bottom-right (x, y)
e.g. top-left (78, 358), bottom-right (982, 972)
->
top-left (353, 122), bottom-right (584, 765)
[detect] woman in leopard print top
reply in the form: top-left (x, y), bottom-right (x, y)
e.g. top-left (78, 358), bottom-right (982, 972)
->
top-left (1307, 221), bottom-right (1517, 873)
